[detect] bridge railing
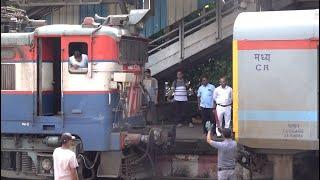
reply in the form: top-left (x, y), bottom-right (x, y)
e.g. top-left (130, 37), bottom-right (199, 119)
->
top-left (148, 0), bottom-right (240, 56)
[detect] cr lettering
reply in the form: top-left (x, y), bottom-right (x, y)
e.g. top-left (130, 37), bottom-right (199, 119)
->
top-left (256, 64), bottom-right (269, 71)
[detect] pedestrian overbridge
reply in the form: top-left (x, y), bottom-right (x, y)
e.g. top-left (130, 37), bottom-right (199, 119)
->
top-left (146, 0), bottom-right (318, 78)
top-left (146, 0), bottom-right (254, 77)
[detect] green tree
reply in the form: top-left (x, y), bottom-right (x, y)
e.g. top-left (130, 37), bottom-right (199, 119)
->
top-left (184, 52), bottom-right (232, 89)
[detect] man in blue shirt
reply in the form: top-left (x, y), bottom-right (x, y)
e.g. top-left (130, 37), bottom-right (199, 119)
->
top-left (197, 76), bottom-right (216, 136)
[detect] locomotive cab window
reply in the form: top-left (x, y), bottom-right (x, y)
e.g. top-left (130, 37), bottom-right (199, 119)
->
top-left (68, 42), bottom-right (88, 74)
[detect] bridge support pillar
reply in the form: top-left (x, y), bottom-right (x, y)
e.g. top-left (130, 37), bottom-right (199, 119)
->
top-left (268, 154), bottom-right (293, 180)
top-left (216, 0), bottom-right (222, 40)
top-left (178, 20), bottom-right (184, 62)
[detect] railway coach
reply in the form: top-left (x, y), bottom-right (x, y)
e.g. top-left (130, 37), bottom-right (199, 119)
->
top-left (233, 9), bottom-right (319, 179)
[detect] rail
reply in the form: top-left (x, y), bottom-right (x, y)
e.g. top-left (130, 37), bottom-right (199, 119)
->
top-left (148, 0), bottom-right (239, 56)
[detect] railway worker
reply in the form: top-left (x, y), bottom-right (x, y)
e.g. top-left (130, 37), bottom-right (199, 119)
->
top-left (206, 123), bottom-right (237, 180)
top-left (142, 69), bottom-right (158, 124)
top-left (53, 132), bottom-right (79, 180)
top-left (69, 50), bottom-right (88, 70)
top-left (197, 76), bottom-right (216, 135)
top-left (171, 70), bottom-right (193, 128)
top-left (213, 77), bottom-right (233, 137)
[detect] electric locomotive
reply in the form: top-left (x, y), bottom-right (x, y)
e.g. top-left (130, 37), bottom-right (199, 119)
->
top-left (1, 9), bottom-right (173, 180)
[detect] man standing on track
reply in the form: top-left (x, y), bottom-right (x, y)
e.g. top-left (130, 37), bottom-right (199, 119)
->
top-left (53, 132), bottom-right (79, 180)
top-left (213, 77), bottom-right (233, 137)
top-left (206, 123), bottom-right (237, 180)
top-left (142, 69), bottom-right (159, 124)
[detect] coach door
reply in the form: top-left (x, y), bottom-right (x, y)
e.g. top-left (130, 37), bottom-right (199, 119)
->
top-left (36, 37), bottom-right (62, 116)
top-left (60, 36), bottom-right (91, 118)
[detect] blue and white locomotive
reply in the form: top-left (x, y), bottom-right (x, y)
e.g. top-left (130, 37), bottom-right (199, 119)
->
top-left (1, 8), bottom-right (173, 180)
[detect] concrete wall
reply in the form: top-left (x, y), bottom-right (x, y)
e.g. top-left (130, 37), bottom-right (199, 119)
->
top-left (42, 0), bottom-right (217, 37)
top-left (167, 0), bottom-right (198, 26)
top-left (44, 3), bottom-right (117, 25)
top-left (155, 154), bottom-right (251, 179)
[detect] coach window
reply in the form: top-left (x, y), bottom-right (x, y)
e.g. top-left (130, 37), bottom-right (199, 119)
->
top-left (68, 42), bottom-right (88, 74)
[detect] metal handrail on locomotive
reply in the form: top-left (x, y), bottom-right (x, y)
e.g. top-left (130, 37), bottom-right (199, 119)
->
top-left (1, 7), bottom-right (174, 180)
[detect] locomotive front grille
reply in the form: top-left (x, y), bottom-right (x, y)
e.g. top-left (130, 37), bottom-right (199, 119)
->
top-left (119, 36), bottom-right (148, 65)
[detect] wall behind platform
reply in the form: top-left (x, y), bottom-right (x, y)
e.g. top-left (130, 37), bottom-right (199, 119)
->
top-left (167, 0), bottom-right (197, 26)
top-left (143, 0), bottom-right (214, 37)
top-left (156, 154), bottom-right (251, 179)
top-left (42, 0), bottom-right (214, 37)
top-left (46, 5), bottom-right (80, 25)
top-left (43, 3), bottom-right (121, 25)
top-left (79, 4), bottom-right (108, 24)
top-left (156, 155), bottom-right (218, 178)
top-left (142, 0), bottom-right (167, 37)
top-left (198, 0), bottom-right (214, 9)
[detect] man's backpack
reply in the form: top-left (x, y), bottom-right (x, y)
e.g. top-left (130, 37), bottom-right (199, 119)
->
top-left (172, 79), bottom-right (188, 90)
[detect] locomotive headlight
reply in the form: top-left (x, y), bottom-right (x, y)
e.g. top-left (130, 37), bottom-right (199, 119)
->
top-left (41, 158), bottom-right (52, 171)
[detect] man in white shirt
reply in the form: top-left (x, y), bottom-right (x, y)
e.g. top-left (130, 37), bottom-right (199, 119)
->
top-left (213, 77), bottom-right (233, 137)
top-left (69, 50), bottom-right (88, 70)
top-left (142, 69), bottom-right (158, 124)
top-left (53, 133), bottom-right (79, 180)
top-left (197, 76), bottom-right (216, 135)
